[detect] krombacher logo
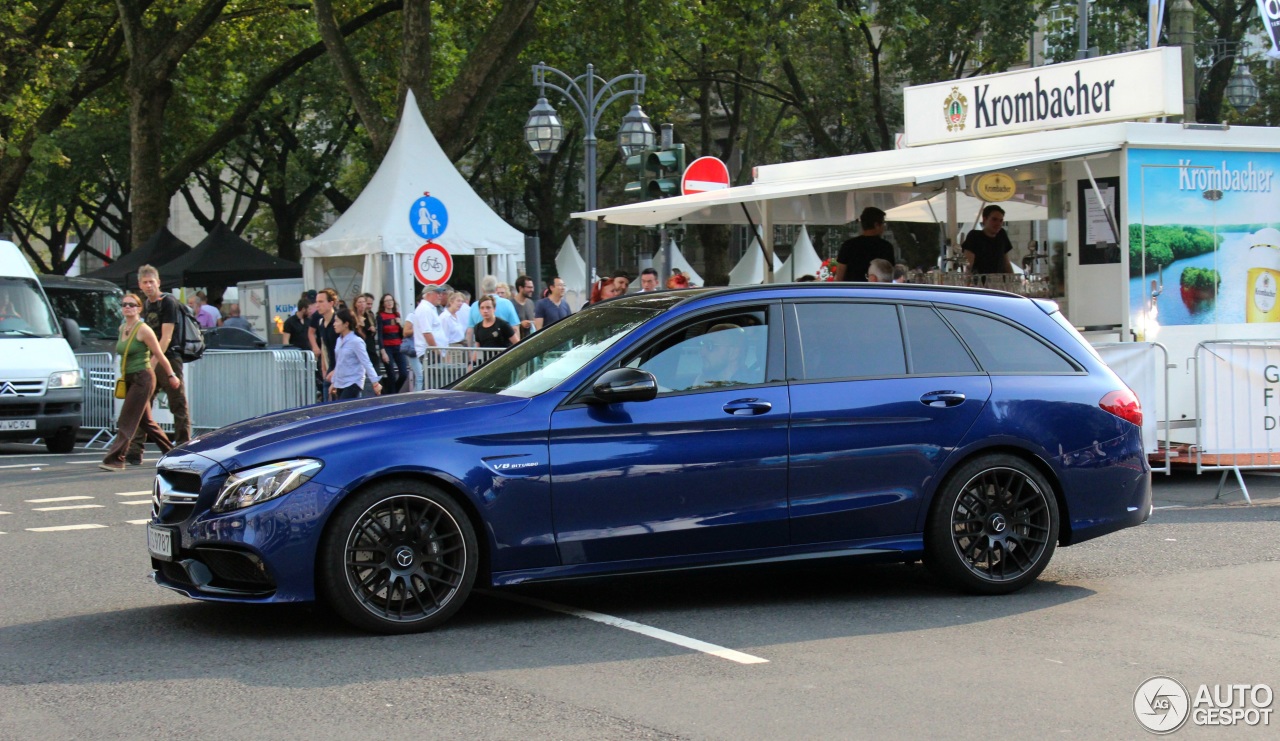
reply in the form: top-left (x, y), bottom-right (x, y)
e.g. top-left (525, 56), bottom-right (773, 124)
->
top-left (969, 71), bottom-right (1116, 130)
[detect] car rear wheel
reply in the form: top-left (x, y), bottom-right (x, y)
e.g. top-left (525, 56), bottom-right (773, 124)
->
top-left (925, 454), bottom-right (1059, 595)
top-left (319, 479), bottom-right (477, 633)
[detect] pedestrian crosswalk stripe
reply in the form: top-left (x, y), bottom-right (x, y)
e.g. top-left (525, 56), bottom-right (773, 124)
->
top-left (126, 519), bottom-right (150, 525)
top-left (121, 500), bottom-right (152, 506)
top-left (26, 524), bottom-right (108, 532)
top-left (115, 491), bottom-right (151, 497)
top-left (33, 504), bottom-right (105, 511)
top-left (26, 496), bottom-right (94, 503)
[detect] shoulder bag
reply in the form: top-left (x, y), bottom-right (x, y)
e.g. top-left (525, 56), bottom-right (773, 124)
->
top-left (115, 322), bottom-right (142, 399)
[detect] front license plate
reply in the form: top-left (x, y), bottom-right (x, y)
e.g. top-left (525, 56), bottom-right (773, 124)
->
top-left (0, 419), bottom-right (36, 431)
top-left (147, 524), bottom-right (176, 561)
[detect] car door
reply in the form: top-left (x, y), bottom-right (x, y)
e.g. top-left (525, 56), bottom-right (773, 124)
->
top-left (549, 303), bottom-right (790, 565)
top-left (785, 300), bottom-right (991, 544)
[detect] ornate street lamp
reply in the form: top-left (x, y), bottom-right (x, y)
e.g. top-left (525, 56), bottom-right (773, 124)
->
top-left (1225, 63), bottom-right (1259, 114)
top-left (524, 62), bottom-right (649, 293)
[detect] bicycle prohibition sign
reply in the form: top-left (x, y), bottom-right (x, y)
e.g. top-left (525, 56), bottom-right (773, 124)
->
top-left (413, 242), bottom-right (453, 286)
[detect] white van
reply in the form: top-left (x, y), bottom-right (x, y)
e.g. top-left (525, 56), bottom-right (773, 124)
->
top-left (0, 240), bottom-right (83, 452)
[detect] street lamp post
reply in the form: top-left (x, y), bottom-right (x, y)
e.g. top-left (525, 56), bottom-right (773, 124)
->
top-left (524, 62), bottom-right (654, 295)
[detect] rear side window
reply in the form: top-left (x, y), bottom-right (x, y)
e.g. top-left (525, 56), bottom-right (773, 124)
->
top-left (793, 303), bottom-right (905, 380)
top-left (903, 306), bottom-right (978, 374)
top-left (940, 309), bottom-right (1077, 373)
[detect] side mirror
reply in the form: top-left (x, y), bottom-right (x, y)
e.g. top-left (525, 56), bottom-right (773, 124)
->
top-left (61, 317), bottom-right (82, 351)
top-left (590, 367), bottom-right (658, 404)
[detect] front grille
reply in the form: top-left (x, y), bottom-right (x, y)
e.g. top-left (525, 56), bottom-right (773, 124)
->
top-left (0, 404), bottom-right (40, 418)
top-left (159, 469), bottom-right (202, 493)
top-left (152, 473), bottom-right (201, 523)
top-left (0, 380), bottom-right (46, 396)
top-left (197, 548), bottom-right (275, 588)
top-left (43, 403), bottom-right (80, 415)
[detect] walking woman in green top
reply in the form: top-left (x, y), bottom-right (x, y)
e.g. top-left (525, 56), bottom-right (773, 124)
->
top-left (100, 292), bottom-right (182, 471)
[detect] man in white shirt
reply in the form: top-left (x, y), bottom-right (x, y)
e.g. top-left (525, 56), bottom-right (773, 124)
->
top-left (405, 285), bottom-right (446, 390)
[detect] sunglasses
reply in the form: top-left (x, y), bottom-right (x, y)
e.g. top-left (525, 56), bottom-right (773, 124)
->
top-left (122, 302), bottom-right (141, 308)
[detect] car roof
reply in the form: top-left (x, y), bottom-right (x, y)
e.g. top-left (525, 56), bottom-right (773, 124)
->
top-left (38, 274), bottom-right (123, 292)
top-left (605, 281), bottom-right (1032, 312)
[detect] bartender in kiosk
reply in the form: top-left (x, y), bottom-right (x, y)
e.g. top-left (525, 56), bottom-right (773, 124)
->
top-left (962, 204), bottom-right (1014, 274)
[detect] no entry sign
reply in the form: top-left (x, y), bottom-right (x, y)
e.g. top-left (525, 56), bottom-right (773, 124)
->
top-left (413, 242), bottom-right (453, 285)
top-left (681, 156), bottom-right (731, 196)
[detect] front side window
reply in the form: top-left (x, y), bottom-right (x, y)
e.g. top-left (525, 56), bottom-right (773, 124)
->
top-left (624, 308), bottom-right (769, 393)
top-left (453, 306), bottom-right (658, 397)
top-left (0, 277), bottom-right (60, 338)
top-left (45, 289), bottom-right (122, 340)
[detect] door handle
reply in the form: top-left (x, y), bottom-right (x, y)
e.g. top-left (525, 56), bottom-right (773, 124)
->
top-left (920, 391), bottom-right (966, 408)
top-left (723, 398), bottom-right (772, 415)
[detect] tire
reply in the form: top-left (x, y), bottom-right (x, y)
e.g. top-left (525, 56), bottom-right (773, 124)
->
top-left (45, 426), bottom-right (77, 454)
top-left (925, 454), bottom-right (1059, 595)
top-left (318, 479), bottom-right (478, 634)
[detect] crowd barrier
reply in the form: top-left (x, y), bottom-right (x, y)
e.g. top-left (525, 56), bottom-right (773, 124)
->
top-left (1093, 342), bottom-right (1171, 474)
top-left (75, 352), bottom-right (117, 449)
top-left (1193, 340), bottom-right (1280, 504)
top-left (421, 346), bottom-right (508, 390)
top-left (186, 349), bottom-right (317, 431)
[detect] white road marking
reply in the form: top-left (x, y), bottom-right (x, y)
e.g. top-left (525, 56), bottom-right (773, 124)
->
top-left (25, 496), bottom-right (94, 503)
top-left (126, 519), bottom-right (150, 525)
top-left (489, 591), bottom-right (769, 665)
top-left (26, 524), bottom-right (108, 532)
top-left (0, 463), bottom-right (52, 470)
top-left (0, 451), bottom-right (100, 458)
top-left (115, 491), bottom-right (151, 497)
top-left (1152, 505), bottom-right (1186, 510)
top-left (0, 511), bottom-right (10, 516)
top-left (33, 504), bottom-right (105, 511)
top-left (121, 500), bottom-right (152, 506)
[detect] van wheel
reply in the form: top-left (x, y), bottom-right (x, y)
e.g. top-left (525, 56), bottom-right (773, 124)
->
top-left (45, 427), bottom-right (77, 454)
top-left (925, 454), bottom-right (1059, 595)
top-left (318, 479), bottom-right (478, 634)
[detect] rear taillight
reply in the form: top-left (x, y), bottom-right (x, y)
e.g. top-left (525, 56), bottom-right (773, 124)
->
top-left (1100, 389), bottom-right (1142, 427)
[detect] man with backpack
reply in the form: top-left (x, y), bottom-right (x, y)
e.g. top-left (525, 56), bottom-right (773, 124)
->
top-left (128, 264), bottom-right (194, 462)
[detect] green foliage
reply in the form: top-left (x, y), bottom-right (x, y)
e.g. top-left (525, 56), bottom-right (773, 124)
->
top-left (1128, 224), bottom-right (1221, 276)
top-left (1179, 266), bottom-right (1220, 292)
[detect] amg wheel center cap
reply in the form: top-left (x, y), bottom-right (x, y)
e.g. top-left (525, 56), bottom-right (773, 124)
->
top-left (394, 546), bottom-right (415, 568)
top-left (989, 513), bottom-right (1008, 533)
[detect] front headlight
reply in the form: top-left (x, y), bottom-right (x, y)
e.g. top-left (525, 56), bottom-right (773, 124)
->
top-left (48, 370), bottom-right (81, 388)
top-left (212, 459), bottom-right (323, 513)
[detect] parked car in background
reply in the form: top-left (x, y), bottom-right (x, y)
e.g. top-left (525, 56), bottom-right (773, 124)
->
top-left (202, 326), bottom-right (266, 350)
top-left (147, 283), bottom-right (1152, 633)
top-left (1, 242), bottom-right (83, 452)
top-left (39, 275), bottom-right (123, 355)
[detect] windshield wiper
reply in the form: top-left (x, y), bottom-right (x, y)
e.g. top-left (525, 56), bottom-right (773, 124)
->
top-left (0, 329), bottom-right (41, 337)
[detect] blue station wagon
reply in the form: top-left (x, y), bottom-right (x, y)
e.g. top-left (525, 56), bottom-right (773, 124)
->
top-left (148, 284), bottom-right (1151, 633)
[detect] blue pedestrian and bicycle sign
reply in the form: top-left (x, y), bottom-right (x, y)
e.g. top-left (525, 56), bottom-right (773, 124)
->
top-left (409, 194), bottom-right (448, 240)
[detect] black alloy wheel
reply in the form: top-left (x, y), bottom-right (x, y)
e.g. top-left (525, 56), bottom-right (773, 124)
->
top-left (925, 454), bottom-right (1059, 595)
top-left (319, 480), bottom-right (477, 633)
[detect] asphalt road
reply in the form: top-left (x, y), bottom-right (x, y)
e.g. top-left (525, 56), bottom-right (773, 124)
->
top-left (1, 443), bottom-right (1277, 740)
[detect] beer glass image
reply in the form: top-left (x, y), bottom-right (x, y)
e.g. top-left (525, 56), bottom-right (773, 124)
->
top-left (1246, 228), bottom-right (1280, 323)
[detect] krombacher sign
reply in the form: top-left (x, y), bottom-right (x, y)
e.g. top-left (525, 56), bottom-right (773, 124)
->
top-left (903, 48), bottom-right (1183, 147)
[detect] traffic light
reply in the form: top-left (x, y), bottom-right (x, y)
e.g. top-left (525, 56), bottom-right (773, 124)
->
top-left (624, 144), bottom-right (686, 200)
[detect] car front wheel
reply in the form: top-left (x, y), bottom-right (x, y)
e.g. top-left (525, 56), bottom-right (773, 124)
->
top-left (925, 454), bottom-right (1059, 595)
top-left (319, 479), bottom-right (478, 633)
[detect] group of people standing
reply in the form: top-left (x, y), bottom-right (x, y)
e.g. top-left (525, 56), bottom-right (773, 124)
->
top-left (834, 204), bottom-right (1015, 282)
top-left (283, 273), bottom-right (585, 402)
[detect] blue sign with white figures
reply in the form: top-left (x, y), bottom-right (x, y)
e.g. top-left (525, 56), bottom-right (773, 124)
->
top-left (409, 194), bottom-right (448, 240)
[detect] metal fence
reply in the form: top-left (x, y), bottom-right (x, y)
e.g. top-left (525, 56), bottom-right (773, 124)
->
top-left (421, 346), bottom-right (509, 390)
top-left (75, 352), bottom-right (117, 448)
top-left (186, 349), bottom-right (317, 431)
top-left (1193, 340), bottom-right (1280, 503)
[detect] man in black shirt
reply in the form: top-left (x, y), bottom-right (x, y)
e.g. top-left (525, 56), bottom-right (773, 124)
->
top-left (836, 207), bottom-right (895, 281)
top-left (308, 288), bottom-right (339, 399)
top-left (962, 204), bottom-right (1014, 274)
top-left (127, 264), bottom-right (190, 462)
top-left (283, 298), bottom-right (312, 351)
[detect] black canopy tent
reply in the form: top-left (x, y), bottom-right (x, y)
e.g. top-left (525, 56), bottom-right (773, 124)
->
top-left (156, 223), bottom-right (302, 290)
top-left (82, 227), bottom-right (191, 289)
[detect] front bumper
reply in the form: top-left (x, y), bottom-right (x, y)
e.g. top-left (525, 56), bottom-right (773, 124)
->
top-left (149, 453), bottom-right (347, 604)
top-left (0, 386), bottom-right (81, 440)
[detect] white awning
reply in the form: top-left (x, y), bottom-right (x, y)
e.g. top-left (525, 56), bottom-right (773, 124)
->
top-left (573, 124), bottom-right (1128, 227)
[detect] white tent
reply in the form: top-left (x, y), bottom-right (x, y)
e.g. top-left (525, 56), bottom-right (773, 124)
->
top-left (777, 227), bottom-right (823, 281)
top-left (554, 236), bottom-right (587, 312)
top-left (885, 191), bottom-right (1047, 225)
top-left (652, 236), bottom-right (705, 287)
top-left (728, 234), bottom-right (784, 285)
top-left (301, 89), bottom-right (523, 308)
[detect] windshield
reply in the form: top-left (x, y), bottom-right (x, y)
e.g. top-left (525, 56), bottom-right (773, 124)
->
top-left (0, 277), bottom-right (61, 338)
top-left (44, 287), bottom-right (122, 339)
top-left (453, 305), bottom-right (659, 397)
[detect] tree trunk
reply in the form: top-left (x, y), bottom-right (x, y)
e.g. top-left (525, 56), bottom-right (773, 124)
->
top-left (126, 79), bottom-right (175, 248)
